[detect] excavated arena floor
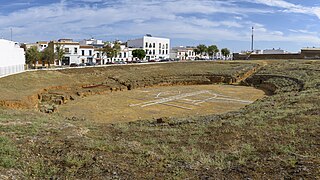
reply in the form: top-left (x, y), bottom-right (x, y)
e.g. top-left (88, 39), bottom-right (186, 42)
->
top-left (57, 85), bottom-right (266, 123)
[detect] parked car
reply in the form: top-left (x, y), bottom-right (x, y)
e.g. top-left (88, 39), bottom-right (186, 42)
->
top-left (79, 63), bottom-right (86, 66)
top-left (137, 60), bottom-right (147, 63)
top-left (85, 62), bottom-right (96, 66)
top-left (70, 63), bottom-right (78, 67)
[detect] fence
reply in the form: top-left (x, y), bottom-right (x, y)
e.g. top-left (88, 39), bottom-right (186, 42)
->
top-left (0, 64), bottom-right (25, 78)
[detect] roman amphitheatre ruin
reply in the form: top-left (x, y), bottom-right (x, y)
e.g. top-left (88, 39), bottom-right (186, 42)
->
top-left (0, 61), bottom-right (264, 123)
top-left (0, 60), bottom-right (319, 179)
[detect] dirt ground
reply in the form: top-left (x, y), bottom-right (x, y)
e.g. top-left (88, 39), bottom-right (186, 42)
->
top-left (58, 85), bottom-right (265, 123)
top-left (0, 60), bottom-right (319, 179)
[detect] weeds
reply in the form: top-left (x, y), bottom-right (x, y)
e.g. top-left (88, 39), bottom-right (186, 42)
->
top-left (0, 136), bottom-right (18, 168)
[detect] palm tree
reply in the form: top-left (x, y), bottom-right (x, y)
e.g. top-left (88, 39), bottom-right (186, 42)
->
top-left (196, 44), bottom-right (207, 58)
top-left (42, 46), bottom-right (55, 68)
top-left (207, 45), bottom-right (219, 59)
top-left (55, 45), bottom-right (65, 66)
top-left (221, 48), bottom-right (231, 60)
top-left (112, 42), bottom-right (121, 61)
top-left (193, 48), bottom-right (200, 57)
top-left (103, 41), bottom-right (121, 63)
top-left (102, 44), bottom-right (114, 63)
top-left (25, 46), bottom-right (41, 69)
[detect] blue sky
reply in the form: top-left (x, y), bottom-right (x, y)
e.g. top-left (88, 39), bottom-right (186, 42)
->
top-left (1, 0), bottom-right (320, 52)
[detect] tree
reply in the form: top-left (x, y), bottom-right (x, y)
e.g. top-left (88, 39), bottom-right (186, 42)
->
top-left (207, 45), bottom-right (219, 59)
top-left (195, 44), bottom-right (207, 58)
top-left (132, 49), bottom-right (146, 60)
top-left (113, 42), bottom-right (121, 58)
top-left (25, 46), bottom-right (41, 69)
top-left (55, 45), bottom-right (65, 65)
top-left (103, 41), bottom-right (122, 62)
top-left (193, 48), bottom-right (200, 56)
top-left (221, 48), bottom-right (231, 60)
top-left (102, 44), bottom-right (114, 62)
top-left (184, 52), bottom-right (188, 60)
top-left (42, 46), bottom-right (55, 68)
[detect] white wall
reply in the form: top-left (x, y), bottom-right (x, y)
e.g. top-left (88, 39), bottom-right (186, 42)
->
top-left (0, 39), bottom-right (25, 77)
top-left (53, 43), bottom-right (80, 65)
top-left (79, 47), bottom-right (94, 63)
top-left (143, 36), bottom-right (170, 60)
top-left (128, 36), bottom-right (170, 60)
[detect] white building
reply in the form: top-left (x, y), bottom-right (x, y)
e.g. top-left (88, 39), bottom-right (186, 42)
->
top-left (170, 46), bottom-right (196, 60)
top-left (263, 48), bottom-right (286, 54)
top-left (79, 45), bottom-right (94, 64)
top-left (113, 44), bottom-right (136, 63)
top-left (0, 39), bottom-right (25, 77)
top-left (50, 39), bottom-right (80, 66)
top-left (127, 34), bottom-right (170, 61)
top-left (25, 41), bottom-right (49, 52)
top-left (37, 41), bottom-right (49, 52)
top-left (80, 38), bottom-right (104, 49)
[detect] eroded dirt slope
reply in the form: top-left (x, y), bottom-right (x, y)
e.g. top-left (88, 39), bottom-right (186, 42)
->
top-left (0, 61), bottom-right (261, 113)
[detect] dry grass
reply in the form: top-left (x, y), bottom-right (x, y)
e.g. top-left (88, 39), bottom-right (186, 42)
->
top-left (0, 60), bottom-right (319, 179)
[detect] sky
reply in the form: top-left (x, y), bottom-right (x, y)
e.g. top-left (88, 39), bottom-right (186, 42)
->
top-left (0, 0), bottom-right (320, 52)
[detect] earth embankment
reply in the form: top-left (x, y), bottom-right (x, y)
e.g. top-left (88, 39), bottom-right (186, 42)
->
top-left (0, 61), bottom-right (261, 113)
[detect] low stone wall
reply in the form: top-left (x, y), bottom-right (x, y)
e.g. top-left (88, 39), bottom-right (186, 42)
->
top-left (233, 53), bottom-right (302, 60)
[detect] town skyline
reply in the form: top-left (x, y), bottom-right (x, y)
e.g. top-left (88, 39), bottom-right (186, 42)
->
top-left (1, 0), bottom-right (320, 52)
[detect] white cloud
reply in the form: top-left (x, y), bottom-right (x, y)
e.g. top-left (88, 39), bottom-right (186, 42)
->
top-left (252, 0), bottom-right (320, 19)
top-left (0, 0), bottom-right (319, 52)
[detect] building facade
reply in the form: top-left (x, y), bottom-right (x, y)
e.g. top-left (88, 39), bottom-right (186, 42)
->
top-left (0, 39), bottom-right (25, 77)
top-left (127, 35), bottom-right (170, 61)
top-left (170, 46), bottom-right (196, 60)
top-left (49, 39), bottom-right (80, 66)
top-left (23, 36), bottom-right (172, 66)
top-left (79, 45), bottom-right (95, 64)
top-left (263, 48), bottom-right (286, 54)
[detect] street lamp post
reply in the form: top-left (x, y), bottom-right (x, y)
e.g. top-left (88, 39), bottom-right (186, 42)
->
top-left (251, 26), bottom-right (254, 52)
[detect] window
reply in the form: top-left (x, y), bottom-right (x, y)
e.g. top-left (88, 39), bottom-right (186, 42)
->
top-left (153, 50), bottom-right (155, 55)
top-left (153, 43), bottom-right (155, 48)
top-left (82, 50), bottom-right (85, 56)
top-left (97, 53), bottom-right (100, 58)
top-left (74, 48), bottom-right (78, 54)
top-left (159, 43), bottom-right (161, 48)
top-left (159, 50), bottom-right (161, 54)
top-left (166, 44), bottom-right (168, 49)
top-left (163, 50), bottom-right (165, 54)
top-left (65, 48), bottom-right (70, 53)
top-left (166, 50), bottom-right (168, 54)
top-left (124, 52), bottom-right (127, 58)
top-left (149, 43), bottom-right (152, 48)
top-left (145, 42), bottom-right (148, 48)
top-left (89, 50), bottom-right (92, 56)
top-left (149, 50), bottom-right (152, 55)
top-left (145, 49), bottom-right (148, 54)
